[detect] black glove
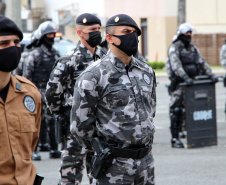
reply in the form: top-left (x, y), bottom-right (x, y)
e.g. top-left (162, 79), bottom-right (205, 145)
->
top-left (185, 78), bottom-right (193, 86)
top-left (210, 75), bottom-right (218, 83)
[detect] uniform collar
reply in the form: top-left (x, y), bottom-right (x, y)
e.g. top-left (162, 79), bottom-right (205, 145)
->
top-left (2, 75), bottom-right (28, 104)
top-left (40, 44), bottom-right (55, 54)
top-left (108, 51), bottom-right (140, 72)
top-left (77, 41), bottom-right (102, 61)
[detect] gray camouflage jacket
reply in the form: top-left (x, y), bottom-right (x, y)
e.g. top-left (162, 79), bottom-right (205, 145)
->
top-left (45, 41), bottom-right (105, 114)
top-left (14, 51), bottom-right (30, 76)
top-left (71, 51), bottom-right (156, 149)
top-left (166, 40), bottom-right (213, 80)
top-left (23, 44), bottom-right (60, 82)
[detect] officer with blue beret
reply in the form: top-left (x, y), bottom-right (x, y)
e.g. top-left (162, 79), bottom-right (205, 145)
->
top-left (71, 13), bottom-right (156, 184)
top-left (45, 13), bottom-right (105, 185)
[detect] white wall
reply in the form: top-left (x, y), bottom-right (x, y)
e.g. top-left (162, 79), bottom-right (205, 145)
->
top-left (44, 0), bottom-right (105, 23)
top-left (187, 0), bottom-right (226, 33)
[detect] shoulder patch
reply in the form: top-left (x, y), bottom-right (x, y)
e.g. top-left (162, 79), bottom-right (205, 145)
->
top-left (143, 73), bottom-right (151, 85)
top-left (15, 75), bottom-right (37, 89)
top-left (24, 95), bottom-right (36, 112)
top-left (56, 62), bottom-right (65, 71)
top-left (80, 80), bottom-right (95, 91)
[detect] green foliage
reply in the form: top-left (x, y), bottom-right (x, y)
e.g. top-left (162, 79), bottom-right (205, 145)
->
top-left (147, 61), bottom-right (165, 69)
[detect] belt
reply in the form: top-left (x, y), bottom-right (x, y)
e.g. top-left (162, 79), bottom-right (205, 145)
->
top-left (109, 144), bottom-right (152, 160)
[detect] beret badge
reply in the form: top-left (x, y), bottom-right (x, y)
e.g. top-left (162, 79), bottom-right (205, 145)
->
top-left (83, 18), bottom-right (87, 23)
top-left (114, 16), bottom-right (119, 22)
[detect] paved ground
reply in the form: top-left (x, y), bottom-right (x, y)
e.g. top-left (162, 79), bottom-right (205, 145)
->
top-left (34, 76), bottom-right (226, 185)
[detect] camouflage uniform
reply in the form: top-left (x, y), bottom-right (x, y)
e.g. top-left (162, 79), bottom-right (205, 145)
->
top-left (14, 51), bottom-right (29, 76)
top-left (45, 41), bottom-right (105, 185)
top-left (23, 44), bottom-right (60, 151)
top-left (71, 51), bottom-right (156, 185)
top-left (220, 42), bottom-right (226, 69)
top-left (167, 39), bottom-right (213, 140)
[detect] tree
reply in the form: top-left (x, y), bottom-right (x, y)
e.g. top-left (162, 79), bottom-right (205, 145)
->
top-left (178, 0), bottom-right (186, 26)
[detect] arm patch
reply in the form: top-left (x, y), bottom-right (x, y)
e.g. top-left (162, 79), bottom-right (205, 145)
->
top-left (56, 62), bottom-right (65, 71)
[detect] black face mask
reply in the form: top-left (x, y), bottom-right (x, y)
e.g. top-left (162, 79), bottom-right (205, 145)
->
top-left (0, 46), bottom-right (21, 72)
top-left (86, 31), bottom-right (102, 48)
top-left (180, 35), bottom-right (191, 47)
top-left (113, 32), bottom-right (138, 56)
top-left (42, 35), bottom-right (55, 49)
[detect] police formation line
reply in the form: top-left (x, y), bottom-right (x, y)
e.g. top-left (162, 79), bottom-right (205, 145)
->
top-left (0, 13), bottom-right (224, 185)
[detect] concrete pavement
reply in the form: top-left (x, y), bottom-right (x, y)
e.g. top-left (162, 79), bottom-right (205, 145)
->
top-left (34, 76), bottom-right (226, 185)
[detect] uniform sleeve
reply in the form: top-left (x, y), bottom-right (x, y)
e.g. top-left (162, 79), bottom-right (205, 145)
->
top-left (151, 71), bottom-right (157, 118)
top-left (195, 46), bottom-right (213, 76)
top-left (70, 71), bottom-right (99, 148)
top-left (32, 92), bottom-right (42, 152)
top-left (22, 52), bottom-right (35, 81)
top-left (220, 44), bottom-right (226, 69)
top-left (45, 60), bottom-right (69, 113)
top-left (14, 52), bottom-right (28, 76)
top-left (168, 44), bottom-right (190, 80)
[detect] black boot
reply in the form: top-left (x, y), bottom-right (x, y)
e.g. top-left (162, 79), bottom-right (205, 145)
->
top-left (49, 150), bottom-right (61, 158)
top-left (39, 143), bottom-right (50, 151)
top-left (171, 138), bottom-right (184, 148)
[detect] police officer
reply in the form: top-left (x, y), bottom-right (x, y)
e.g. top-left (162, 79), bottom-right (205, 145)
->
top-left (23, 21), bottom-right (61, 159)
top-left (220, 39), bottom-right (226, 70)
top-left (0, 15), bottom-right (42, 185)
top-left (14, 29), bottom-right (39, 76)
top-left (71, 14), bottom-right (156, 185)
top-left (166, 23), bottom-right (217, 148)
top-left (45, 13), bottom-right (105, 185)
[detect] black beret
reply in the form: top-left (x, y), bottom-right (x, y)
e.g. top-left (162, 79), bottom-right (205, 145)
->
top-left (106, 14), bottom-right (141, 36)
top-left (0, 15), bottom-right (23, 41)
top-left (76, 13), bottom-right (101, 26)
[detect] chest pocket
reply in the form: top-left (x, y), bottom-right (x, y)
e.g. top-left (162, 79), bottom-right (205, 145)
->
top-left (19, 117), bottom-right (37, 159)
top-left (105, 85), bottom-right (131, 108)
top-left (139, 74), bottom-right (153, 106)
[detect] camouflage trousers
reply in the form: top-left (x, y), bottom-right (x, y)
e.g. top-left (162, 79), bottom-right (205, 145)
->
top-left (169, 86), bottom-right (185, 138)
top-left (96, 151), bottom-right (155, 185)
top-left (169, 86), bottom-right (184, 109)
top-left (38, 89), bottom-right (57, 150)
top-left (60, 135), bottom-right (93, 185)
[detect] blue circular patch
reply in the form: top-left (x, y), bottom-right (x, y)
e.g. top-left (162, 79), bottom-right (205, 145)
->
top-left (24, 95), bottom-right (36, 112)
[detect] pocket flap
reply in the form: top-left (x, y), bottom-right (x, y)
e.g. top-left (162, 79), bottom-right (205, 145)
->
top-left (20, 117), bottom-right (37, 132)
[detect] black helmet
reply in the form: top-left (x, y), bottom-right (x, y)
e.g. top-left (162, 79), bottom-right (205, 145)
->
top-left (37, 21), bottom-right (58, 38)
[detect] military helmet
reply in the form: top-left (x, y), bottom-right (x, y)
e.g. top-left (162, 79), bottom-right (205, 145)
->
top-left (31, 29), bottom-right (40, 42)
top-left (177, 23), bottom-right (194, 35)
top-left (37, 21), bottom-right (58, 38)
top-left (26, 29), bottom-right (40, 49)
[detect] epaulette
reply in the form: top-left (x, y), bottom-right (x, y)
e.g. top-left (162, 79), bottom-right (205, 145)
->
top-left (134, 56), bottom-right (147, 65)
top-left (15, 75), bottom-right (38, 89)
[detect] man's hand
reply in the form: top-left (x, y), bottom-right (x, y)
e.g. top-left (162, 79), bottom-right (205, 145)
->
top-left (210, 75), bottom-right (218, 83)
